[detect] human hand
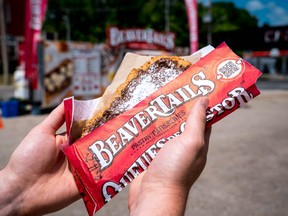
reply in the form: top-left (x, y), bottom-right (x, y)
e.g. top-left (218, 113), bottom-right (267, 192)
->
top-left (128, 97), bottom-right (211, 216)
top-left (0, 103), bottom-right (80, 216)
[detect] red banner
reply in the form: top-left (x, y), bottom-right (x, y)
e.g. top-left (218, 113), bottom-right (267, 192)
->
top-left (184, 0), bottom-right (198, 53)
top-left (24, 0), bottom-right (48, 89)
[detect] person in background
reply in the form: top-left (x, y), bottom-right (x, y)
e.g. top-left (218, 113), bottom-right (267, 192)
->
top-left (0, 97), bottom-right (211, 216)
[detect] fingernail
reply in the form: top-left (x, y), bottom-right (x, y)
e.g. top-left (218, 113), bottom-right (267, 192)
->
top-left (201, 97), bottom-right (209, 109)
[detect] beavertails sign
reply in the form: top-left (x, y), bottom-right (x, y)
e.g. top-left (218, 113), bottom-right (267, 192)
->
top-left (107, 26), bottom-right (175, 51)
top-left (63, 43), bottom-right (262, 215)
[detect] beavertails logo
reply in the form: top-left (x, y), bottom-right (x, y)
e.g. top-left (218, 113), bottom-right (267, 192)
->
top-left (107, 27), bottom-right (175, 51)
top-left (215, 58), bottom-right (245, 81)
top-left (86, 71), bottom-right (215, 180)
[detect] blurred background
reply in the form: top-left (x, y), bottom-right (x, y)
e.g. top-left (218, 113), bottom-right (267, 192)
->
top-left (0, 1), bottom-right (288, 215)
top-left (0, 0), bottom-right (287, 112)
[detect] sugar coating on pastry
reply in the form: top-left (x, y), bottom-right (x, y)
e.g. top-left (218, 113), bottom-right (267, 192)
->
top-left (81, 56), bottom-right (191, 137)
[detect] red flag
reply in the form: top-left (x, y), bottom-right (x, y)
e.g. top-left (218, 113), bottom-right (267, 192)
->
top-left (24, 0), bottom-right (48, 89)
top-left (184, 0), bottom-right (198, 53)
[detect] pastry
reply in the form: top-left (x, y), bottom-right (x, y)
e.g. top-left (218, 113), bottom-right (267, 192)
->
top-left (81, 56), bottom-right (192, 137)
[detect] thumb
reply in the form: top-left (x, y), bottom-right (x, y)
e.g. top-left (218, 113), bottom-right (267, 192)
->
top-left (181, 97), bottom-right (209, 144)
top-left (38, 102), bottom-right (66, 134)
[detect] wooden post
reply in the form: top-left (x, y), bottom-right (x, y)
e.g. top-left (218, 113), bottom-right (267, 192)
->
top-left (0, 0), bottom-right (9, 85)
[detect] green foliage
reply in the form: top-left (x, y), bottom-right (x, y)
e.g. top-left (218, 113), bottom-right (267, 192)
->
top-left (211, 2), bottom-right (258, 32)
top-left (42, 0), bottom-right (259, 47)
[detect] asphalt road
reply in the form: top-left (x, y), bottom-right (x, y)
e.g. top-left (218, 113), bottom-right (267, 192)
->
top-left (1, 79), bottom-right (288, 216)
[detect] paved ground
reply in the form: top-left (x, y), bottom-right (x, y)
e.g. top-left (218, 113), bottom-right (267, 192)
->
top-left (1, 79), bottom-right (288, 216)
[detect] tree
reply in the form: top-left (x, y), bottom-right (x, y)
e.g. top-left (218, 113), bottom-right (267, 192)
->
top-left (42, 0), bottom-right (259, 47)
top-left (210, 2), bottom-right (258, 32)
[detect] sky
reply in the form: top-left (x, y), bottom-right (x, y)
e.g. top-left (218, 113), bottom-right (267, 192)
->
top-left (198, 0), bottom-right (288, 27)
